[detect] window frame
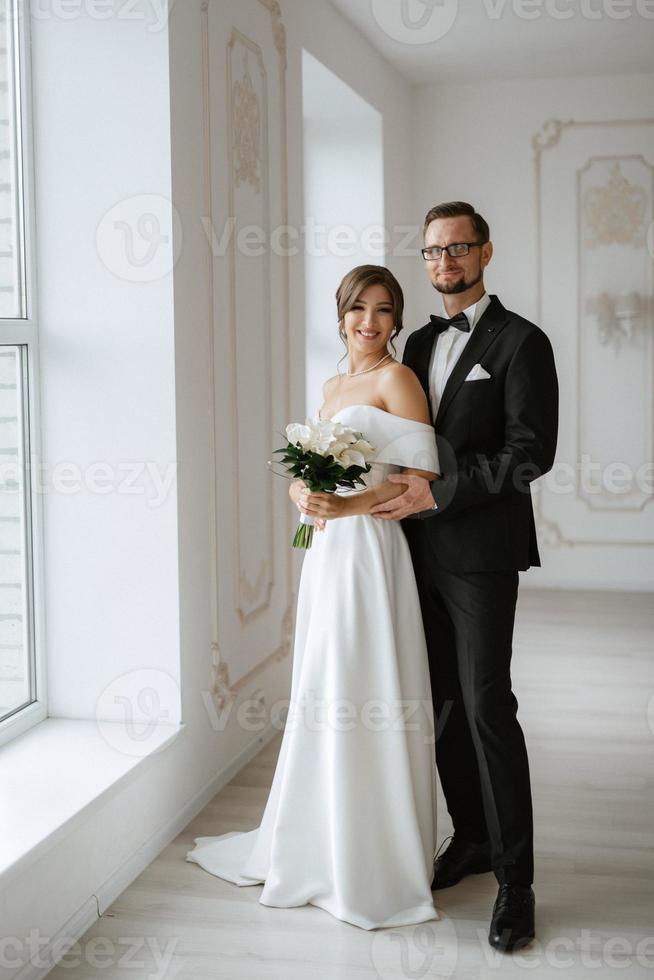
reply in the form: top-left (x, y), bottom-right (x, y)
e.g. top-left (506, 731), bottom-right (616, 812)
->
top-left (0, 1), bottom-right (47, 748)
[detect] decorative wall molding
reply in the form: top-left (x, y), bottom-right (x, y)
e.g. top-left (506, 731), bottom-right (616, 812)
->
top-left (586, 290), bottom-right (648, 354)
top-left (533, 117), bottom-right (654, 312)
top-left (578, 156), bottom-right (653, 518)
top-left (533, 117), bottom-right (654, 549)
top-left (226, 26), bottom-right (274, 622)
top-left (532, 118), bottom-right (574, 158)
top-left (202, 0), bottom-right (293, 712)
top-left (583, 160), bottom-right (648, 250)
top-left (258, 0), bottom-right (287, 63)
top-left (210, 600), bottom-right (294, 713)
top-left (578, 154), bottom-right (654, 515)
top-left (231, 48), bottom-right (262, 192)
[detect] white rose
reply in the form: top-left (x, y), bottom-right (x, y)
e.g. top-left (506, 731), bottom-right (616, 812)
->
top-left (327, 440), bottom-right (350, 459)
top-left (286, 423), bottom-right (313, 449)
top-left (331, 422), bottom-right (358, 445)
top-left (349, 438), bottom-right (375, 461)
top-left (336, 449), bottom-right (367, 469)
top-left (308, 420), bottom-right (338, 453)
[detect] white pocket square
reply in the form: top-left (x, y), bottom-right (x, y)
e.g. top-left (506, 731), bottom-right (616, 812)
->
top-left (465, 363), bottom-right (491, 382)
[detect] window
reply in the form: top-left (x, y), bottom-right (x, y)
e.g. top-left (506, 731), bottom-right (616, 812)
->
top-left (0, 0), bottom-right (43, 746)
top-left (301, 51), bottom-right (384, 417)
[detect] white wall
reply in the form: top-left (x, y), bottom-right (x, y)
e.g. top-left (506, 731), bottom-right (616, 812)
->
top-left (303, 50), bottom-right (385, 418)
top-left (286, 0), bottom-right (417, 425)
top-left (412, 73), bottom-right (654, 590)
top-left (412, 73), bottom-right (654, 324)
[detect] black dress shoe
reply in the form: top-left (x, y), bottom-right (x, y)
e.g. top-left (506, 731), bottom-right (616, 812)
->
top-left (488, 884), bottom-right (535, 951)
top-left (431, 834), bottom-right (493, 890)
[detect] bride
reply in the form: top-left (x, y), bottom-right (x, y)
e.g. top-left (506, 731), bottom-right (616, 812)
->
top-left (186, 265), bottom-right (441, 931)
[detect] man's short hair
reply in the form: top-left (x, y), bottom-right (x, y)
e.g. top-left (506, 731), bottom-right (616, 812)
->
top-left (423, 201), bottom-right (490, 243)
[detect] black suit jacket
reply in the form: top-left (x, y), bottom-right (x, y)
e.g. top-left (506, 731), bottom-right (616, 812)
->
top-left (401, 295), bottom-right (559, 572)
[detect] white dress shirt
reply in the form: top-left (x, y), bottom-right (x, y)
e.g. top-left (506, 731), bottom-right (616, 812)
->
top-left (428, 291), bottom-right (491, 421)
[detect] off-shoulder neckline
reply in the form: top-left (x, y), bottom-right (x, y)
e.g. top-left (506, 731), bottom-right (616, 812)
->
top-left (317, 403), bottom-right (433, 428)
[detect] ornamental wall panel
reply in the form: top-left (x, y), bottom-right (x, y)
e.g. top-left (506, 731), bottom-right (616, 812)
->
top-left (202, 0), bottom-right (292, 707)
top-left (535, 119), bottom-right (654, 554)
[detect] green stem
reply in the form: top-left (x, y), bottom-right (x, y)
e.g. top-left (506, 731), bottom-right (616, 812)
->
top-left (292, 521), bottom-right (314, 549)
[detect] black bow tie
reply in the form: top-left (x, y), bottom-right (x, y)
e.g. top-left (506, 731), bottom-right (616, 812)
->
top-left (430, 311), bottom-right (470, 334)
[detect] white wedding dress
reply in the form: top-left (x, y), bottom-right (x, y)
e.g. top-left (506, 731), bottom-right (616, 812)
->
top-left (186, 405), bottom-right (440, 930)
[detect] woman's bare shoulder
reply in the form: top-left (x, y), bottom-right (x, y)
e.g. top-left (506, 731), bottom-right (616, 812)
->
top-left (377, 360), bottom-right (430, 422)
top-left (322, 374), bottom-right (343, 397)
top-left (377, 360), bottom-right (421, 390)
top-left (383, 360), bottom-right (413, 375)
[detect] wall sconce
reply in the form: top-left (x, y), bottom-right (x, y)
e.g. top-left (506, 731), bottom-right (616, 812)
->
top-left (587, 291), bottom-right (643, 353)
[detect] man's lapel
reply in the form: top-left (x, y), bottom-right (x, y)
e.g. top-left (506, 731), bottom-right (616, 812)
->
top-left (407, 320), bottom-right (438, 398)
top-left (433, 295), bottom-right (509, 429)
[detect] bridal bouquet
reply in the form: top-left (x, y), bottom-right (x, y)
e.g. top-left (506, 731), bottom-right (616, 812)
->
top-left (272, 418), bottom-right (375, 549)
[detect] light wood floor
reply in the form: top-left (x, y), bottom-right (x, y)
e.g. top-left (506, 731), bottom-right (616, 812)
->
top-left (49, 589), bottom-right (654, 980)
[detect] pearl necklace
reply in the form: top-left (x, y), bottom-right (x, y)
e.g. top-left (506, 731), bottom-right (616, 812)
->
top-left (346, 352), bottom-right (393, 377)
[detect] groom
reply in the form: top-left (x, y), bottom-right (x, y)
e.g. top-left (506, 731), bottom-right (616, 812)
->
top-left (371, 201), bottom-right (558, 952)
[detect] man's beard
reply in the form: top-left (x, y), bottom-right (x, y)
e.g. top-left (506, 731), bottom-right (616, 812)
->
top-left (433, 269), bottom-right (482, 295)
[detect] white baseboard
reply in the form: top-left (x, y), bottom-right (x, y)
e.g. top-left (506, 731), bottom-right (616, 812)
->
top-left (13, 897), bottom-right (99, 980)
top-left (10, 723), bottom-right (281, 980)
top-left (94, 720), bottom-right (280, 914)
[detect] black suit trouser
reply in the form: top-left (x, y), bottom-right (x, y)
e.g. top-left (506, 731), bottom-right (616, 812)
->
top-left (404, 526), bottom-right (534, 886)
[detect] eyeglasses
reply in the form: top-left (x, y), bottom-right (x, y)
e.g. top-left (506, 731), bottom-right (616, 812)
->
top-left (421, 242), bottom-right (487, 261)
